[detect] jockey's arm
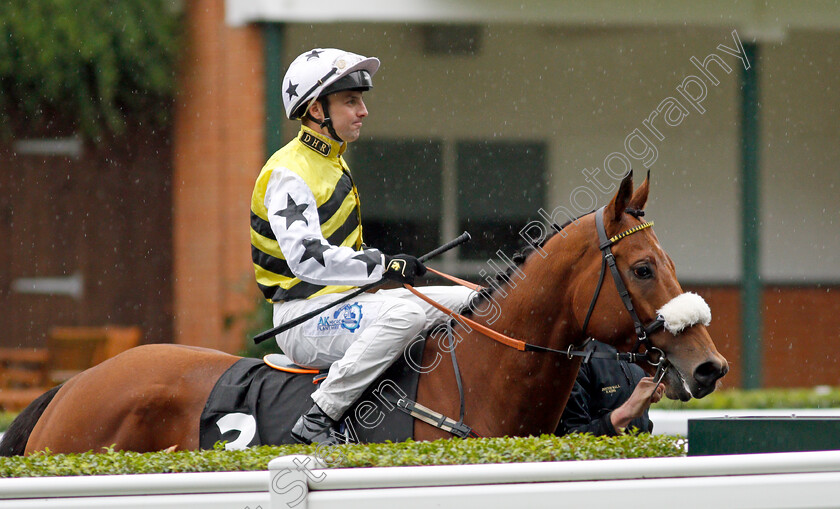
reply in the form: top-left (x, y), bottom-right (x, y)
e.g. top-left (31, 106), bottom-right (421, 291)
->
top-left (265, 168), bottom-right (386, 286)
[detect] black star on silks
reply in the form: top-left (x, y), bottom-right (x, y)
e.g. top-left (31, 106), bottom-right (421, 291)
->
top-left (275, 195), bottom-right (309, 228)
top-left (305, 49), bottom-right (323, 60)
top-left (299, 238), bottom-right (329, 267)
top-left (353, 250), bottom-right (381, 277)
top-left (285, 81), bottom-right (299, 100)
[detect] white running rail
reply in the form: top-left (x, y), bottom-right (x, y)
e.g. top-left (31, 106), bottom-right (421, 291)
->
top-left (267, 450), bottom-right (840, 509)
top-left (3, 450), bottom-right (840, 508)
top-left (0, 471), bottom-right (269, 509)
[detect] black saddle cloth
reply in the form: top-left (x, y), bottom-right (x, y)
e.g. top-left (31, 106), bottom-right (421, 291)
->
top-left (199, 341), bottom-right (424, 449)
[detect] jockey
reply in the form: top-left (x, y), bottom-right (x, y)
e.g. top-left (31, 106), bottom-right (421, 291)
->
top-left (250, 48), bottom-right (474, 445)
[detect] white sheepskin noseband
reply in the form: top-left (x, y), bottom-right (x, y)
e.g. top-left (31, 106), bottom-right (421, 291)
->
top-left (656, 292), bottom-right (711, 335)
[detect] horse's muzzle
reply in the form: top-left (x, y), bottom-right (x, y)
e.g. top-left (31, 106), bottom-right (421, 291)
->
top-left (692, 357), bottom-right (729, 397)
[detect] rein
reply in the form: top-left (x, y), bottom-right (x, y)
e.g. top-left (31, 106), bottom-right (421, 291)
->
top-left (397, 208), bottom-right (668, 438)
top-left (411, 206), bottom-right (666, 365)
top-left (405, 279), bottom-right (647, 363)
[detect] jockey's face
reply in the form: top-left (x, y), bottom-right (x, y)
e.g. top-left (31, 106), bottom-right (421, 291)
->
top-left (309, 90), bottom-right (368, 143)
top-left (327, 90), bottom-right (368, 142)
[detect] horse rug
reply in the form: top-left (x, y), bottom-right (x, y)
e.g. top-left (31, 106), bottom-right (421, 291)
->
top-left (199, 342), bottom-right (424, 449)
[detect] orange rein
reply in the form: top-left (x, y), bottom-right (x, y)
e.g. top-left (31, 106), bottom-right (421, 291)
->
top-left (416, 215), bottom-right (658, 357)
top-left (405, 267), bottom-right (529, 352)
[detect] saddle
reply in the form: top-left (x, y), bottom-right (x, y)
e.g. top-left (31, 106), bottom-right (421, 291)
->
top-left (198, 341), bottom-right (427, 449)
top-left (263, 353), bottom-right (328, 383)
top-left (202, 271), bottom-right (483, 449)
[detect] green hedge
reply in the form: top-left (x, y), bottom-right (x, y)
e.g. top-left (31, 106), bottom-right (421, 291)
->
top-left (0, 434), bottom-right (685, 477)
top-left (2, 386), bottom-right (836, 477)
top-left (654, 386), bottom-right (840, 410)
top-left (0, 413), bottom-right (16, 434)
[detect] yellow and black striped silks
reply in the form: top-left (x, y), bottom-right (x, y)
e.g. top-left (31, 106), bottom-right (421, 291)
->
top-left (251, 126), bottom-right (363, 302)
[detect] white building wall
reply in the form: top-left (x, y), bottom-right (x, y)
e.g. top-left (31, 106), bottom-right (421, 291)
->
top-left (279, 23), bottom-right (839, 283)
top-left (760, 31), bottom-right (840, 282)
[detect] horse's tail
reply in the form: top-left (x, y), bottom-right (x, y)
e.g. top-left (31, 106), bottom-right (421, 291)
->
top-left (0, 385), bottom-right (61, 456)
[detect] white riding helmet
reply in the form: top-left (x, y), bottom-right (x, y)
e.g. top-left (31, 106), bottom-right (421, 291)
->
top-left (282, 48), bottom-right (380, 120)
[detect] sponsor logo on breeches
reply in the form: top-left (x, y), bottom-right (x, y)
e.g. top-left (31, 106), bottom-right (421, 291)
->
top-left (317, 302), bottom-right (363, 333)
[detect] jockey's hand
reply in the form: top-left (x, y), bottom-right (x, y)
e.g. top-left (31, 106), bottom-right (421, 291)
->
top-left (382, 254), bottom-right (427, 285)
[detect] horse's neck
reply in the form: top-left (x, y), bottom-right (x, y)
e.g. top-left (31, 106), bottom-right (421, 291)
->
top-left (415, 250), bottom-right (586, 438)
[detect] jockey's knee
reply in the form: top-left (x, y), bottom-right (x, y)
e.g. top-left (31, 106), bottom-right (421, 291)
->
top-left (382, 300), bottom-right (426, 342)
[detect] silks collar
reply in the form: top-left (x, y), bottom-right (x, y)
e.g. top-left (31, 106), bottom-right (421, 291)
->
top-left (298, 126), bottom-right (346, 158)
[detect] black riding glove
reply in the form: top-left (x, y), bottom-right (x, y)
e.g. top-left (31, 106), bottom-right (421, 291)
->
top-left (382, 254), bottom-right (427, 285)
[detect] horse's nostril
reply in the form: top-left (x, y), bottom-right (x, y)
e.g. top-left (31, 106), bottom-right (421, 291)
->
top-left (694, 360), bottom-right (727, 387)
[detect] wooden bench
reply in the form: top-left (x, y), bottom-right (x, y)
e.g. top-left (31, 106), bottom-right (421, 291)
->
top-left (0, 348), bottom-right (51, 411)
top-left (47, 326), bottom-right (142, 384)
top-left (0, 326), bottom-right (142, 410)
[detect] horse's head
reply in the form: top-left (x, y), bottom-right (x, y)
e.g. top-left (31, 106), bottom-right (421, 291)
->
top-left (570, 171), bottom-right (728, 400)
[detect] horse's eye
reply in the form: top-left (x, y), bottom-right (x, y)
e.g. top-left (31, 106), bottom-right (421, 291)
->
top-left (633, 265), bottom-right (654, 279)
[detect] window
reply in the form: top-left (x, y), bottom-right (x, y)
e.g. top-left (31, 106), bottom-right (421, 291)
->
top-left (456, 141), bottom-right (546, 260)
top-left (347, 138), bottom-right (547, 272)
top-left (346, 139), bottom-right (443, 256)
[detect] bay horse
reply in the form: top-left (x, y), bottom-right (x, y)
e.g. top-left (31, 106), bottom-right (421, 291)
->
top-left (2, 172), bottom-right (727, 455)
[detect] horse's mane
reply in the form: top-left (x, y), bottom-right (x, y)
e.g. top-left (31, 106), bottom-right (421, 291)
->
top-left (461, 207), bottom-right (645, 317)
top-left (461, 218), bottom-right (570, 316)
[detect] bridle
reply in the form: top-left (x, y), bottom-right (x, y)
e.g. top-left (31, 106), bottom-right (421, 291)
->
top-left (408, 206), bottom-right (668, 368)
top-left (397, 206), bottom-right (673, 438)
top-left (581, 206), bottom-right (667, 369)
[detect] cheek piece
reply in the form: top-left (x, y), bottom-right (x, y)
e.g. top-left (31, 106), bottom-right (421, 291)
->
top-left (646, 292), bottom-right (711, 387)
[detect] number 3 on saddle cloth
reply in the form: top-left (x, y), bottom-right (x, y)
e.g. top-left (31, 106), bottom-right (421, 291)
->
top-left (198, 340), bottom-right (426, 449)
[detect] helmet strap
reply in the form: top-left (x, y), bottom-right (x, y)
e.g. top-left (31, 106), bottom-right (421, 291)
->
top-left (316, 97), bottom-right (343, 142)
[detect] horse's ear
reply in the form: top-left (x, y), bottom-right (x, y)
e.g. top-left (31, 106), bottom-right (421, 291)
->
top-left (606, 170), bottom-right (634, 222)
top-left (627, 170), bottom-right (650, 211)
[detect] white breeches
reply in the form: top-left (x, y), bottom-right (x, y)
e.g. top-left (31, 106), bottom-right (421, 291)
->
top-left (272, 285), bottom-right (475, 420)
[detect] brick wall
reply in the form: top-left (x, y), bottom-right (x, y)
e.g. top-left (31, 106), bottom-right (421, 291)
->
top-left (172, 0), bottom-right (265, 353)
top-left (762, 286), bottom-right (840, 387)
top-left (686, 285), bottom-right (840, 388)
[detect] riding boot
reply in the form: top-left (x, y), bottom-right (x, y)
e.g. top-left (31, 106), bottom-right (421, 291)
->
top-left (291, 403), bottom-right (340, 445)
